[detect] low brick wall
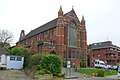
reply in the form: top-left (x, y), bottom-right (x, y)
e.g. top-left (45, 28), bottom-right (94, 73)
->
top-left (34, 74), bottom-right (53, 80)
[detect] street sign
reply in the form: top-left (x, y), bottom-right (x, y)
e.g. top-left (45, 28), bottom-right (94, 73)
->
top-left (67, 61), bottom-right (71, 68)
top-left (67, 61), bottom-right (70, 65)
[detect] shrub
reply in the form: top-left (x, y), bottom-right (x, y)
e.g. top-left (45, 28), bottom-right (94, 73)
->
top-left (80, 61), bottom-right (86, 68)
top-left (55, 73), bottom-right (65, 77)
top-left (40, 54), bottom-right (62, 76)
top-left (10, 46), bottom-right (24, 56)
top-left (63, 61), bottom-right (67, 68)
top-left (26, 53), bottom-right (42, 70)
top-left (29, 54), bottom-right (41, 67)
top-left (22, 48), bottom-right (33, 68)
top-left (96, 69), bottom-right (105, 77)
top-left (35, 69), bottom-right (51, 75)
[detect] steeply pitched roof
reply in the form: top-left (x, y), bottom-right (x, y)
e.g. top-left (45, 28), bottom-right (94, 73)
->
top-left (89, 41), bottom-right (120, 50)
top-left (20, 8), bottom-right (78, 41)
top-left (21, 18), bottom-right (58, 41)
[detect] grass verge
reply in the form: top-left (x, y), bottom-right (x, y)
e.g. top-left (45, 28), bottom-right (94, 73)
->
top-left (76, 68), bottom-right (117, 76)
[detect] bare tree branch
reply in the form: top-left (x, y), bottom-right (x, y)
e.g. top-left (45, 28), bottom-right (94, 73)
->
top-left (0, 30), bottom-right (13, 47)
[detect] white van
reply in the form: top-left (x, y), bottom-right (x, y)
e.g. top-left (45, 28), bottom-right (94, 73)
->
top-left (94, 60), bottom-right (105, 68)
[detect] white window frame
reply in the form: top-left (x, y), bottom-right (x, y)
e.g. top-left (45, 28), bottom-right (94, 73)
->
top-left (10, 56), bottom-right (16, 61)
top-left (17, 57), bottom-right (22, 61)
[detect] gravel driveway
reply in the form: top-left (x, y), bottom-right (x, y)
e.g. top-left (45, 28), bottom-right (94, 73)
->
top-left (0, 70), bottom-right (34, 80)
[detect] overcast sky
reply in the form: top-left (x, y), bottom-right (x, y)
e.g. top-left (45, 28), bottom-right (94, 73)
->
top-left (0, 0), bottom-right (120, 46)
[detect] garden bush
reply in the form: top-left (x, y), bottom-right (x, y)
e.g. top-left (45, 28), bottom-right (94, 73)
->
top-left (80, 61), bottom-right (86, 68)
top-left (63, 61), bottom-right (67, 67)
top-left (35, 69), bottom-right (51, 75)
top-left (24, 53), bottom-right (42, 71)
top-left (40, 54), bottom-right (62, 76)
top-left (10, 46), bottom-right (24, 56)
top-left (55, 73), bottom-right (65, 77)
top-left (30, 53), bottom-right (41, 66)
top-left (96, 69), bottom-right (105, 77)
top-left (22, 48), bottom-right (33, 68)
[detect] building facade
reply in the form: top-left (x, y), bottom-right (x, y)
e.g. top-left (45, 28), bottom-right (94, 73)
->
top-left (17, 7), bottom-right (88, 67)
top-left (89, 41), bottom-right (120, 66)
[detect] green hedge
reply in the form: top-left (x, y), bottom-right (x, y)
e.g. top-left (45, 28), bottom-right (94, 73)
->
top-left (80, 61), bottom-right (86, 68)
top-left (40, 54), bottom-right (62, 76)
top-left (96, 69), bottom-right (105, 77)
top-left (35, 69), bottom-right (51, 75)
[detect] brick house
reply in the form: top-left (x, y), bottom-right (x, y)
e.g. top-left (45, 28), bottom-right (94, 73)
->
top-left (88, 41), bottom-right (120, 67)
top-left (17, 7), bottom-right (88, 67)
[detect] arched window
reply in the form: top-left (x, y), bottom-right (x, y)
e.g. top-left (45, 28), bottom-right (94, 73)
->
top-left (68, 23), bottom-right (77, 47)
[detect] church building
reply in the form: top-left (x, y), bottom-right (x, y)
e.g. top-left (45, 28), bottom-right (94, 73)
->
top-left (17, 7), bottom-right (88, 67)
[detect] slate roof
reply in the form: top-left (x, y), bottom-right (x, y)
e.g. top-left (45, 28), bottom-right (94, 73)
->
top-left (22, 18), bottom-right (58, 40)
top-left (19, 9), bottom-right (76, 41)
top-left (89, 41), bottom-right (120, 50)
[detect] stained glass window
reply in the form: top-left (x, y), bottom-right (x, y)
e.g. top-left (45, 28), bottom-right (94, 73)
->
top-left (68, 23), bottom-right (77, 47)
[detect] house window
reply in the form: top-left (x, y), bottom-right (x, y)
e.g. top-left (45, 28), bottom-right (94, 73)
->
top-left (46, 31), bottom-right (48, 35)
top-left (110, 48), bottom-right (113, 50)
top-left (17, 57), bottom-right (22, 61)
top-left (68, 51), bottom-right (71, 58)
top-left (39, 34), bottom-right (41, 41)
top-left (80, 32), bottom-right (82, 47)
top-left (49, 40), bottom-right (53, 48)
top-left (10, 57), bottom-right (15, 61)
top-left (73, 51), bottom-right (76, 58)
top-left (42, 33), bottom-right (44, 40)
top-left (31, 38), bottom-right (34, 43)
top-left (64, 27), bottom-right (67, 44)
top-left (64, 51), bottom-right (66, 58)
top-left (0, 56), bottom-right (1, 62)
top-left (52, 29), bottom-right (54, 38)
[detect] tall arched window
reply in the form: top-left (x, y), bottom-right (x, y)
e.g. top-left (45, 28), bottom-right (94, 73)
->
top-left (68, 23), bottom-right (77, 47)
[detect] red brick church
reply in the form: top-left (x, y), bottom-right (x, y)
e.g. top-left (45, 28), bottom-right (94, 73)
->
top-left (17, 6), bottom-right (88, 67)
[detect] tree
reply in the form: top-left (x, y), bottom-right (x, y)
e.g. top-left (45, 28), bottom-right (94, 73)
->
top-left (0, 29), bottom-right (13, 47)
top-left (10, 47), bottom-right (24, 56)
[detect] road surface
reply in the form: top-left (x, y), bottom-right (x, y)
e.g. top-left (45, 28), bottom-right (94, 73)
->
top-left (0, 70), bottom-right (33, 80)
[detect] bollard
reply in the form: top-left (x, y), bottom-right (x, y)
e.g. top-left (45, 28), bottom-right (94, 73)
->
top-left (91, 73), bottom-right (95, 78)
top-left (83, 74), bottom-right (86, 78)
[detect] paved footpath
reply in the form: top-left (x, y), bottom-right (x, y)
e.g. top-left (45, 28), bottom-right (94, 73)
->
top-left (0, 70), bottom-right (34, 80)
top-left (0, 69), bottom-right (119, 80)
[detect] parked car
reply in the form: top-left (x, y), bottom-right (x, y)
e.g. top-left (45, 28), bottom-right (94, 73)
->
top-left (111, 65), bottom-right (118, 70)
top-left (104, 65), bottom-right (109, 70)
top-left (107, 65), bottom-right (112, 69)
top-left (104, 65), bottom-right (112, 70)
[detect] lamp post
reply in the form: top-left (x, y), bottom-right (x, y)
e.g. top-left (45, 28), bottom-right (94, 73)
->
top-left (65, 26), bottom-right (71, 77)
top-left (66, 47), bottom-right (71, 77)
